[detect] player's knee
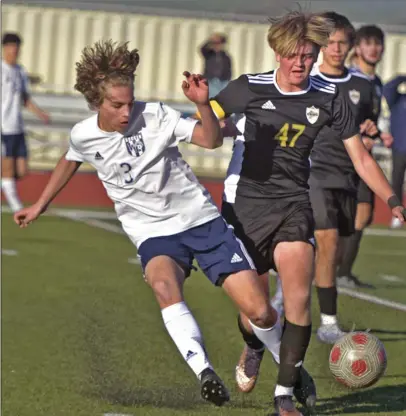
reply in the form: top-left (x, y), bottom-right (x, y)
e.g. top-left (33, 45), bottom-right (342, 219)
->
top-left (1, 160), bottom-right (15, 178)
top-left (315, 230), bottom-right (338, 254)
top-left (247, 303), bottom-right (276, 328)
top-left (284, 285), bottom-right (311, 312)
top-left (148, 277), bottom-right (182, 308)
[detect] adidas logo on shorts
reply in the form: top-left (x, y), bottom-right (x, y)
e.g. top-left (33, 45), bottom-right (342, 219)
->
top-left (261, 100), bottom-right (276, 110)
top-left (231, 253), bottom-right (243, 263)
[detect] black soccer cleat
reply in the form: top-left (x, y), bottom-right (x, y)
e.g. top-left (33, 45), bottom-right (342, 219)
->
top-left (293, 366), bottom-right (317, 410)
top-left (200, 368), bottom-right (230, 407)
top-left (272, 395), bottom-right (303, 415)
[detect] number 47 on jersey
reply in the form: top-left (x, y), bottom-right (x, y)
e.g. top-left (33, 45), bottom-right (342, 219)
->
top-left (275, 123), bottom-right (306, 147)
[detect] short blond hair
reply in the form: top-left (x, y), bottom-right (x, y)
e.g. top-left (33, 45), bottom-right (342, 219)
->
top-left (267, 11), bottom-right (333, 57)
top-left (75, 40), bottom-right (140, 109)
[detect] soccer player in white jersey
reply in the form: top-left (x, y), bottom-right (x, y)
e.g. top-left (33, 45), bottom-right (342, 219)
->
top-left (14, 40), bottom-right (288, 407)
top-left (1, 33), bottom-right (50, 212)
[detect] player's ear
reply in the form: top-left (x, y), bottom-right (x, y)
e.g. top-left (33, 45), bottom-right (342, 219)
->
top-left (275, 53), bottom-right (281, 63)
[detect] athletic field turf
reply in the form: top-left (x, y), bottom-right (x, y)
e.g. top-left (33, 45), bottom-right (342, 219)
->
top-left (2, 209), bottom-right (406, 416)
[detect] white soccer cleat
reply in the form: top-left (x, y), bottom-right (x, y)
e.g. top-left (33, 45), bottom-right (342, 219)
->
top-left (390, 216), bottom-right (403, 229)
top-left (317, 324), bottom-right (346, 344)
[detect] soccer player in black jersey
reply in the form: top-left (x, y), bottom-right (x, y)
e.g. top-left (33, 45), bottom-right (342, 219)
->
top-left (197, 10), bottom-right (406, 416)
top-left (337, 25), bottom-right (393, 288)
top-left (308, 12), bottom-right (382, 344)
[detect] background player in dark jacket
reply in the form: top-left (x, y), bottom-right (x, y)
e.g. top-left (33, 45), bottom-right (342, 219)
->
top-left (384, 75), bottom-right (406, 229)
top-left (198, 10), bottom-right (406, 416)
top-left (337, 25), bottom-right (393, 286)
top-left (309, 12), bottom-right (380, 344)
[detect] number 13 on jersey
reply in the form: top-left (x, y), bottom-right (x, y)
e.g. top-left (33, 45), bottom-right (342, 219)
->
top-left (275, 123), bottom-right (305, 147)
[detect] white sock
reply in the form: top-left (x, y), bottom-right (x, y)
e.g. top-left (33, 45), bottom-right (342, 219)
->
top-left (249, 319), bottom-right (282, 364)
top-left (275, 384), bottom-right (294, 397)
top-left (321, 313), bottom-right (337, 326)
top-left (274, 274), bottom-right (283, 301)
top-left (1, 178), bottom-right (23, 212)
top-left (162, 302), bottom-right (212, 379)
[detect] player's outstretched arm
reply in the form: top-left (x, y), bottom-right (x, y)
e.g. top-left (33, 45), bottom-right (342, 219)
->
top-left (344, 135), bottom-right (406, 223)
top-left (14, 153), bottom-right (81, 228)
top-left (181, 71), bottom-right (223, 149)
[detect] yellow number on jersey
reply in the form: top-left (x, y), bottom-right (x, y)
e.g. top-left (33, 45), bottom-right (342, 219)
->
top-left (275, 123), bottom-right (306, 147)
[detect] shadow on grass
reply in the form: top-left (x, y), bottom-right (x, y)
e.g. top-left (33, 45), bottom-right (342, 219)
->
top-left (313, 383), bottom-right (406, 415)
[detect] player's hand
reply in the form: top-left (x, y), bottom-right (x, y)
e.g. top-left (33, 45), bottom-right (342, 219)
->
top-left (14, 203), bottom-right (44, 228)
top-left (362, 136), bottom-right (375, 151)
top-left (381, 132), bottom-right (393, 148)
top-left (391, 206), bottom-right (406, 225)
top-left (360, 119), bottom-right (378, 137)
top-left (182, 71), bottom-right (209, 105)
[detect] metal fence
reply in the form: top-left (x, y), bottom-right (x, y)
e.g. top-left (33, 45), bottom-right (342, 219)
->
top-left (3, 4), bottom-right (406, 102)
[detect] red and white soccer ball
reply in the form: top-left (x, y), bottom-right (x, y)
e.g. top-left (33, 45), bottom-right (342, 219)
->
top-left (329, 331), bottom-right (387, 389)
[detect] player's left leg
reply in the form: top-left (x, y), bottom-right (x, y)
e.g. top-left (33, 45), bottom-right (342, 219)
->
top-left (273, 240), bottom-right (316, 412)
top-left (137, 235), bottom-right (229, 407)
top-left (1, 134), bottom-right (24, 212)
top-left (15, 133), bottom-right (29, 179)
top-left (310, 187), bottom-right (347, 343)
top-left (337, 198), bottom-right (374, 288)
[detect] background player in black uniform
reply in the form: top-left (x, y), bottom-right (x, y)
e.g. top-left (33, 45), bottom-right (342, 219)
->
top-left (203, 10), bottom-right (406, 416)
top-left (309, 12), bottom-right (380, 344)
top-left (337, 25), bottom-right (393, 287)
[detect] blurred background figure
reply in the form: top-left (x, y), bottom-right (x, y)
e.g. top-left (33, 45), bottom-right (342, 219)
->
top-left (384, 74), bottom-right (406, 229)
top-left (1, 32), bottom-right (50, 212)
top-left (200, 33), bottom-right (232, 98)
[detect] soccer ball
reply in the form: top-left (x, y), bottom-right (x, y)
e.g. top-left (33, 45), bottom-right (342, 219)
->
top-left (329, 331), bottom-right (387, 389)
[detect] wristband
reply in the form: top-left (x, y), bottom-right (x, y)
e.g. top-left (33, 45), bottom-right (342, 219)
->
top-left (388, 195), bottom-right (402, 209)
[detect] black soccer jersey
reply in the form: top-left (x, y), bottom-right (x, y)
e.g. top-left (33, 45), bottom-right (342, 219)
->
top-left (349, 66), bottom-right (383, 121)
top-left (310, 67), bottom-right (378, 191)
top-left (213, 69), bottom-right (358, 201)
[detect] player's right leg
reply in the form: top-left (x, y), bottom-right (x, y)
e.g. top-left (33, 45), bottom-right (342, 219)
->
top-left (138, 237), bottom-right (229, 407)
top-left (221, 200), bottom-right (315, 413)
top-left (1, 134), bottom-right (23, 212)
top-left (310, 186), bottom-right (346, 344)
top-left (337, 179), bottom-right (374, 288)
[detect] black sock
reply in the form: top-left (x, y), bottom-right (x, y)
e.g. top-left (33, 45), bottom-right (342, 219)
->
top-left (316, 286), bottom-right (337, 316)
top-left (277, 320), bottom-right (312, 388)
top-left (337, 230), bottom-right (363, 277)
top-left (237, 314), bottom-right (264, 350)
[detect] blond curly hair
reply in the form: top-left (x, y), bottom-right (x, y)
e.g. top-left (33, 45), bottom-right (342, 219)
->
top-left (75, 40), bottom-right (140, 109)
top-left (268, 11), bottom-right (333, 57)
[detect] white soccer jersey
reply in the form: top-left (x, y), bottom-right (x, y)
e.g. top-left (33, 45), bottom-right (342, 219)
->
top-left (1, 60), bottom-right (29, 134)
top-left (65, 101), bottom-right (220, 247)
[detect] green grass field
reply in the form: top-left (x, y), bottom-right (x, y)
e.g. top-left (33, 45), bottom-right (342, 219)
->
top-left (2, 211), bottom-right (406, 416)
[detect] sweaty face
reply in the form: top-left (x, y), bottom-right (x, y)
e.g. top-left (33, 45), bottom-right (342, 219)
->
top-left (355, 38), bottom-right (384, 66)
top-left (322, 30), bottom-right (352, 69)
top-left (276, 42), bottom-right (318, 90)
top-left (98, 84), bottom-right (134, 134)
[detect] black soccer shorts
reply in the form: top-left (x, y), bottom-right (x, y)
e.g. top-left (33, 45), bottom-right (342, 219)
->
top-left (309, 186), bottom-right (357, 237)
top-left (222, 195), bottom-right (315, 275)
top-left (357, 178), bottom-right (375, 205)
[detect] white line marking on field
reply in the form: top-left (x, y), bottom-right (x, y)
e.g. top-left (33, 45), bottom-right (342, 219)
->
top-left (337, 287), bottom-right (406, 312)
top-left (103, 413), bottom-right (134, 416)
top-left (364, 228), bottom-right (406, 238)
top-left (1, 249), bottom-right (18, 256)
top-left (128, 257), bottom-right (141, 265)
top-left (364, 250), bottom-right (406, 256)
top-left (380, 274), bottom-right (405, 283)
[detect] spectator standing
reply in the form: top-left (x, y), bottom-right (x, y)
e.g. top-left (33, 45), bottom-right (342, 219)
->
top-left (200, 33), bottom-right (232, 98)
